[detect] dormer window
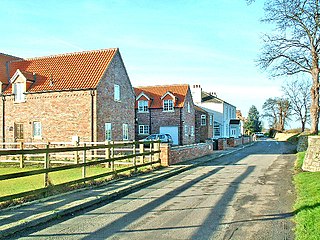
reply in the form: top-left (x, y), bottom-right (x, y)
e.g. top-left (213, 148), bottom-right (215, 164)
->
top-left (14, 83), bottom-right (25, 102)
top-left (138, 100), bottom-right (148, 112)
top-left (163, 99), bottom-right (174, 112)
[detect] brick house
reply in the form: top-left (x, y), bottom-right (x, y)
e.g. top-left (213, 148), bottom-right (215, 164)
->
top-left (134, 84), bottom-right (195, 145)
top-left (0, 48), bottom-right (135, 143)
top-left (195, 105), bottom-right (214, 143)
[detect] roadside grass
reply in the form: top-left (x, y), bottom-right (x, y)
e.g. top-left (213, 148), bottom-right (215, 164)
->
top-left (294, 152), bottom-right (320, 240)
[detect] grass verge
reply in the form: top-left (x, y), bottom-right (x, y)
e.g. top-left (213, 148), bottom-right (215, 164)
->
top-left (294, 152), bottom-right (320, 239)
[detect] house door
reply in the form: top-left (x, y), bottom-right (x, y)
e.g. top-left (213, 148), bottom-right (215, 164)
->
top-left (160, 126), bottom-right (179, 145)
top-left (14, 123), bottom-right (24, 142)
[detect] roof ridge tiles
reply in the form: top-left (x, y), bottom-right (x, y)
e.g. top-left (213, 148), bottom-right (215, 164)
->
top-left (20, 48), bottom-right (119, 61)
top-left (135, 84), bottom-right (188, 88)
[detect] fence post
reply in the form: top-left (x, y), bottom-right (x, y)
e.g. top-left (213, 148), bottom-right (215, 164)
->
top-left (82, 143), bottom-right (86, 179)
top-left (44, 144), bottom-right (50, 187)
top-left (74, 140), bottom-right (79, 164)
top-left (111, 141), bottom-right (115, 174)
top-left (139, 143), bottom-right (145, 163)
top-left (154, 141), bottom-right (160, 162)
top-left (105, 141), bottom-right (110, 168)
top-left (149, 142), bottom-right (153, 169)
top-left (19, 142), bottom-right (24, 168)
top-left (133, 142), bottom-right (137, 172)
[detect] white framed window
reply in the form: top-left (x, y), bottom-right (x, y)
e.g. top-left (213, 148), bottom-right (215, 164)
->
top-left (138, 125), bottom-right (149, 135)
top-left (14, 83), bottom-right (25, 102)
top-left (184, 125), bottom-right (188, 136)
top-left (114, 84), bottom-right (120, 101)
top-left (191, 126), bottom-right (195, 136)
top-left (138, 100), bottom-right (148, 112)
top-left (163, 99), bottom-right (174, 112)
top-left (33, 122), bottom-right (42, 138)
top-left (187, 102), bottom-right (191, 113)
top-left (105, 123), bottom-right (112, 141)
top-left (201, 115), bottom-right (206, 126)
top-left (209, 115), bottom-right (213, 126)
top-left (123, 123), bottom-right (129, 140)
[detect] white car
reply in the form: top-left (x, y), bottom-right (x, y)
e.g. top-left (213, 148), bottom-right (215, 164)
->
top-left (255, 132), bottom-right (265, 137)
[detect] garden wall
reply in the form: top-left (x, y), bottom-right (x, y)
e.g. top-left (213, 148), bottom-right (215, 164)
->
top-left (302, 136), bottom-right (320, 172)
top-left (160, 137), bottom-right (252, 166)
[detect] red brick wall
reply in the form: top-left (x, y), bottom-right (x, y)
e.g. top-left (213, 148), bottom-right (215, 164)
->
top-left (3, 90), bottom-right (92, 142)
top-left (96, 51), bottom-right (135, 141)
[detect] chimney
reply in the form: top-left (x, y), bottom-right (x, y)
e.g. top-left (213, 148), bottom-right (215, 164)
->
top-left (191, 84), bottom-right (202, 103)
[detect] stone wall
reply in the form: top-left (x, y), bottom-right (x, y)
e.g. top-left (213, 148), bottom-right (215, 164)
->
top-left (302, 136), bottom-right (320, 172)
top-left (296, 135), bottom-right (308, 152)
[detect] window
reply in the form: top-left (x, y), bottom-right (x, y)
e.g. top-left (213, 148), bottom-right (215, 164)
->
top-left (138, 100), bottom-right (148, 112)
top-left (33, 122), bottom-right (42, 138)
top-left (184, 125), bottom-right (188, 136)
top-left (187, 102), bottom-right (191, 113)
top-left (105, 123), bottom-right (112, 141)
top-left (114, 84), bottom-right (120, 101)
top-left (14, 123), bottom-right (24, 141)
top-left (214, 122), bottom-right (221, 137)
top-left (123, 124), bottom-right (129, 140)
top-left (163, 99), bottom-right (174, 112)
top-left (209, 115), bottom-right (213, 125)
top-left (14, 83), bottom-right (25, 102)
top-left (190, 126), bottom-right (195, 136)
top-left (201, 115), bottom-right (206, 126)
top-left (139, 125), bottom-right (149, 135)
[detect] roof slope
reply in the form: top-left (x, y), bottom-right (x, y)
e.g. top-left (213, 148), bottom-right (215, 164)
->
top-left (134, 84), bottom-right (189, 108)
top-left (0, 53), bottom-right (23, 85)
top-left (4, 48), bottom-right (118, 93)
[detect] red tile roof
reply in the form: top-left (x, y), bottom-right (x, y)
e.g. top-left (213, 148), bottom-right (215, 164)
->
top-left (134, 84), bottom-right (190, 109)
top-left (0, 53), bottom-right (22, 85)
top-left (3, 48), bottom-right (118, 94)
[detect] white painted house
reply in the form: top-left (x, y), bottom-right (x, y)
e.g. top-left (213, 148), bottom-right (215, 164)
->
top-left (191, 84), bottom-right (241, 139)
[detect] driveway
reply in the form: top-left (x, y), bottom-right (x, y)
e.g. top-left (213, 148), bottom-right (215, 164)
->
top-left (11, 140), bottom-right (297, 240)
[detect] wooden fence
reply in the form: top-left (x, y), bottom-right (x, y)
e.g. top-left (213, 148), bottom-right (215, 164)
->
top-left (0, 140), bottom-right (161, 203)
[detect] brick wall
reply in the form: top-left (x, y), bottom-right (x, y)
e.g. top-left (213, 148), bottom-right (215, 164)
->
top-left (160, 142), bottom-right (214, 166)
top-left (3, 90), bottom-right (92, 142)
top-left (96, 51), bottom-right (135, 141)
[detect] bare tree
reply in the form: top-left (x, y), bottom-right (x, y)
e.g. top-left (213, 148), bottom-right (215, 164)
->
top-left (263, 97), bottom-right (291, 131)
top-left (258, 0), bottom-right (320, 134)
top-left (282, 79), bottom-right (311, 132)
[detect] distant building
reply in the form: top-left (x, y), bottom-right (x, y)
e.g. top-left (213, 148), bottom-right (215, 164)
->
top-left (134, 84), bottom-right (195, 145)
top-left (191, 84), bottom-right (241, 138)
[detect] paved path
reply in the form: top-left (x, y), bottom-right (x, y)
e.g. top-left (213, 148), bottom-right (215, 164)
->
top-left (8, 140), bottom-right (296, 240)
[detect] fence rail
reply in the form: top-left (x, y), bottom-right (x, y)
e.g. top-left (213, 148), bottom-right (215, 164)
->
top-left (0, 140), bottom-right (161, 203)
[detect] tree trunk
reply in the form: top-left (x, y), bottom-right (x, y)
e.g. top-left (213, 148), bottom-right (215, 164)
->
top-left (310, 69), bottom-right (319, 134)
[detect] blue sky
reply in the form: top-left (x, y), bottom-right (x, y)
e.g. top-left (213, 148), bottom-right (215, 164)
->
top-left (1, 0), bottom-right (289, 127)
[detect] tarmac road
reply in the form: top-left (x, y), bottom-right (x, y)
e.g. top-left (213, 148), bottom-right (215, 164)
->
top-left (11, 140), bottom-right (297, 240)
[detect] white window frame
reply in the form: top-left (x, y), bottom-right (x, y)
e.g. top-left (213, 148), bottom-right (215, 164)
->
top-left (105, 123), bottom-right (112, 141)
top-left (138, 100), bottom-right (148, 112)
top-left (209, 115), bottom-right (213, 126)
top-left (190, 126), bottom-right (195, 136)
top-left (201, 115), bottom-right (206, 126)
top-left (187, 102), bottom-right (191, 113)
top-left (184, 125), bottom-right (188, 136)
top-left (138, 125), bottom-right (150, 135)
top-left (33, 121), bottom-right (42, 138)
top-left (123, 123), bottom-right (129, 140)
top-left (214, 122), bottom-right (221, 137)
top-left (114, 84), bottom-right (120, 101)
top-left (14, 83), bottom-right (25, 102)
top-left (163, 99), bottom-right (174, 112)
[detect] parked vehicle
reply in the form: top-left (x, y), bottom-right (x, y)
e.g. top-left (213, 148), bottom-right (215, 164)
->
top-left (142, 134), bottom-right (173, 144)
top-left (255, 132), bottom-right (265, 137)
